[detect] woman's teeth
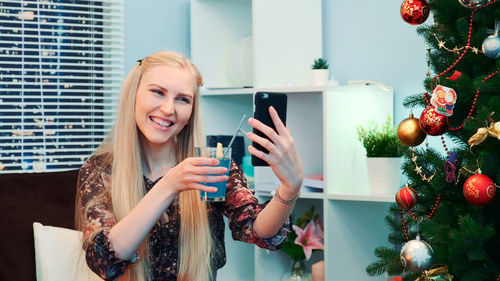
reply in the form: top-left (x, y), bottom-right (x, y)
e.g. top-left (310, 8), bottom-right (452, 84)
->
top-left (150, 117), bottom-right (172, 127)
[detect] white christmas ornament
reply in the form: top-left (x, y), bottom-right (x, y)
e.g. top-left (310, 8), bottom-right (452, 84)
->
top-left (458, 0), bottom-right (487, 8)
top-left (482, 34), bottom-right (500, 59)
top-left (482, 21), bottom-right (500, 60)
top-left (400, 236), bottom-right (434, 272)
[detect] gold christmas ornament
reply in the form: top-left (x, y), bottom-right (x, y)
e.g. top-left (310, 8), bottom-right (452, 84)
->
top-left (415, 265), bottom-right (454, 281)
top-left (397, 113), bottom-right (427, 147)
top-left (468, 118), bottom-right (500, 148)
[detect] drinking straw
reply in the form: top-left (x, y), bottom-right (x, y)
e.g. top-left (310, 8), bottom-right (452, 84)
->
top-left (223, 114), bottom-right (247, 159)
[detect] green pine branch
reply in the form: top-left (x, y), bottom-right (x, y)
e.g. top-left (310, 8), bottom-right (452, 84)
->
top-left (366, 246), bottom-right (400, 276)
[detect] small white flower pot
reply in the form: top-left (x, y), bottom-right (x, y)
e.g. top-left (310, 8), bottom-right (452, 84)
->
top-left (366, 157), bottom-right (402, 196)
top-left (310, 69), bottom-right (329, 86)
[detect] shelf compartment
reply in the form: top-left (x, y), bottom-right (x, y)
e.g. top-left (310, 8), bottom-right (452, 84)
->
top-left (191, 0), bottom-right (253, 88)
top-left (324, 200), bottom-right (392, 281)
top-left (324, 84), bottom-right (394, 196)
top-left (199, 94), bottom-right (253, 144)
top-left (254, 197), bottom-right (324, 280)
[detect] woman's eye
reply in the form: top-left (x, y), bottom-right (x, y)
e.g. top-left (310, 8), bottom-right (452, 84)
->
top-left (176, 97), bottom-right (191, 103)
top-left (153, 90), bottom-right (164, 96)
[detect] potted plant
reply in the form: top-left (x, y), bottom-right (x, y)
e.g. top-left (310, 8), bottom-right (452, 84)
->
top-left (281, 206), bottom-right (323, 281)
top-left (310, 58), bottom-right (329, 86)
top-left (357, 116), bottom-right (406, 195)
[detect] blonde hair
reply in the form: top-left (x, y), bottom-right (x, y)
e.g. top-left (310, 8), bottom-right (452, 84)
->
top-left (76, 51), bottom-right (212, 281)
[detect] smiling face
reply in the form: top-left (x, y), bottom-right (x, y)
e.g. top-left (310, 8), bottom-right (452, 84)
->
top-left (134, 64), bottom-right (196, 147)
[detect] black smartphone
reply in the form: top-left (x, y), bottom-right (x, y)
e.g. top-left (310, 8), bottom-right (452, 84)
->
top-left (252, 92), bottom-right (287, 166)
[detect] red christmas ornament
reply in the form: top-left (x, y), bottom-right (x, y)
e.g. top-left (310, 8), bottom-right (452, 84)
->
top-left (400, 0), bottom-right (430, 25)
top-left (396, 184), bottom-right (418, 210)
top-left (463, 173), bottom-right (496, 206)
top-left (419, 107), bottom-right (449, 136)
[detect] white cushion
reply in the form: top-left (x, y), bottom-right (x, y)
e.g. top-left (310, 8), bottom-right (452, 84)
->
top-left (33, 222), bottom-right (103, 281)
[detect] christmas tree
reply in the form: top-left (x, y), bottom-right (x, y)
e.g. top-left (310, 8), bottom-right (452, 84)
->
top-left (367, 1), bottom-right (500, 280)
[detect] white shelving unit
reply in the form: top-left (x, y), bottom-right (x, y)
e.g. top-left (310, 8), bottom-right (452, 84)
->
top-left (191, 1), bottom-right (396, 280)
top-left (200, 85), bottom-right (395, 281)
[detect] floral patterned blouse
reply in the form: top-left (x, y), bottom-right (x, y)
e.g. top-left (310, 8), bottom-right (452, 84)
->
top-left (76, 155), bottom-right (290, 281)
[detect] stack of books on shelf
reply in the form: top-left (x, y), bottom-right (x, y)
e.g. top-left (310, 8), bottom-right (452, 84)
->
top-left (301, 174), bottom-right (323, 193)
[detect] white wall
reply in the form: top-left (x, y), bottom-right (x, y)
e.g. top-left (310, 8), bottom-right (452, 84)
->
top-left (124, 0), bottom-right (429, 126)
top-left (124, 0), bottom-right (191, 74)
top-left (323, 0), bottom-right (429, 124)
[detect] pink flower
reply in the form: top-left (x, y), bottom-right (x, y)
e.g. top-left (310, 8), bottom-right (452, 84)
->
top-left (292, 220), bottom-right (324, 260)
top-left (314, 219), bottom-right (324, 238)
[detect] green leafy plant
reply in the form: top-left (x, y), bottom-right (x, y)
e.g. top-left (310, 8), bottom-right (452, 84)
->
top-left (311, 58), bottom-right (329, 69)
top-left (357, 116), bottom-right (405, 157)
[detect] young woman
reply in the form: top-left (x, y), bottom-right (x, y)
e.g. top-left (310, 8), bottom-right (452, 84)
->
top-left (75, 51), bottom-right (303, 281)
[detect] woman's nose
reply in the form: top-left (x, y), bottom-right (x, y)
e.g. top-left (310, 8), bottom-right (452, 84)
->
top-left (160, 98), bottom-right (175, 115)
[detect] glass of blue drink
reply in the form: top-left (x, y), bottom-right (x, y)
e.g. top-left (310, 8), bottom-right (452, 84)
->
top-left (196, 146), bottom-right (231, 202)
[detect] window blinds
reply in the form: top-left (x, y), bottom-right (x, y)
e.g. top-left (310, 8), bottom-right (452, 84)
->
top-left (0, 0), bottom-right (123, 173)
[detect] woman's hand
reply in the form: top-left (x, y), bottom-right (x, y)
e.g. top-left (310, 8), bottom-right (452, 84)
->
top-left (158, 157), bottom-right (228, 195)
top-left (247, 106), bottom-right (304, 197)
